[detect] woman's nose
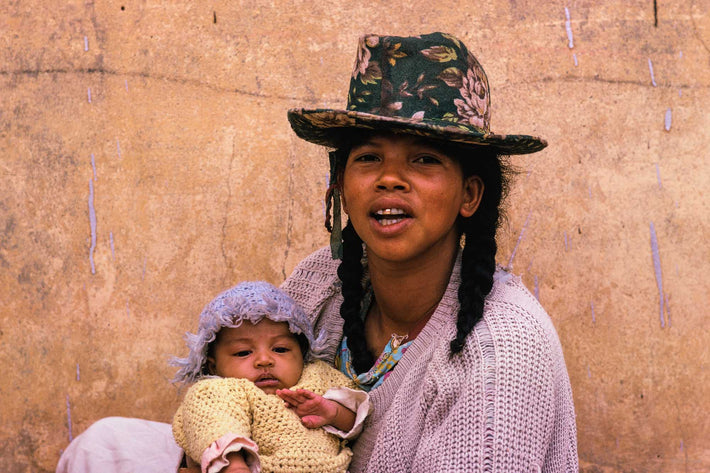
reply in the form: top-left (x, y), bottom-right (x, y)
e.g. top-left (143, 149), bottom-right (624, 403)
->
top-left (375, 162), bottom-right (409, 191)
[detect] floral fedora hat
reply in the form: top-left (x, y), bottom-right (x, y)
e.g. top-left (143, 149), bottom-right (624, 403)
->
top-left (288, 32), bottom-right (546, 155)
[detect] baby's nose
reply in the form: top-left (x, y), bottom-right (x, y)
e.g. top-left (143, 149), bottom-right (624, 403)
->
top-left (254, 351), bottom-right (274, 367)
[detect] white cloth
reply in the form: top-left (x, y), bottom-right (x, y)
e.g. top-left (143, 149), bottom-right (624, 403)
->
top-left (321, 386), bottom-right (371, 440)
top-left (56, 417), bottom-right (183, 473)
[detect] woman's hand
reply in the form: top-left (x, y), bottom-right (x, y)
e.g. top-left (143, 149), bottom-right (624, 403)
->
top-left (276, 388), bottom-right (355, 432)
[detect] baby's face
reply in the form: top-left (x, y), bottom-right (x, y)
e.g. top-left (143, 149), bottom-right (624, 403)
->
top-left (208, 318), bottom-right (304, 394)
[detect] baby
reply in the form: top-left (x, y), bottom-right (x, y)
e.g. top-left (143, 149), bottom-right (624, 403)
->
top-left (171, 281), bottom-right (369, 473)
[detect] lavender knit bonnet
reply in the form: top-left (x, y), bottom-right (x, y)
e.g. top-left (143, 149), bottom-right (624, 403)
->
top-left (171, 281), bottom-right (327, 384)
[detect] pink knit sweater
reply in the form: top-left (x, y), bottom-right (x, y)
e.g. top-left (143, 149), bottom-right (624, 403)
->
top-left (281, 247), bottom-right (578, 473)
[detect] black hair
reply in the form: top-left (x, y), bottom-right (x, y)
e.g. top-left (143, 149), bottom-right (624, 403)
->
top-left (328, 131), bottom-right (511, 373)
top-left (295, 332), bottom-right (310, 359)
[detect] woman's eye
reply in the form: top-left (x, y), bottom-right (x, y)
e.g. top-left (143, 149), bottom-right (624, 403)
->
top-left (273, 347), bottom-right (290, 353)
top-left (234, 351), bottom-right (251, 357)
top-left (414, 155), bottom-right (442, 164)
top-left (353, 153), bottom-right (380, 162)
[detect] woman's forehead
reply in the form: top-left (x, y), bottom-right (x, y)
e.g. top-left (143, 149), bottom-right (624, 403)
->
top-left (349, 131), bottom-right (445, 152)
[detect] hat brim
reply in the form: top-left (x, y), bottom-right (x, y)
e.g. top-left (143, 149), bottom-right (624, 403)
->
top-left (288, 108), bottom-right (547, 155)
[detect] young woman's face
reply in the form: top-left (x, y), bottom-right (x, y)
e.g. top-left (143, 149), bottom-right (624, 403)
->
top-left (341, 133), bottom-right (483, 265)
top-left (207, 318), bottom-right (304, 394)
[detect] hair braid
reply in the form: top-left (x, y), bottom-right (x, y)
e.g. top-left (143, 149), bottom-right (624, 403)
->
top-left (450, 212), bottom-right (499, 354)
top-left (449, 149), bottom-right (508, 356)
top-left (337, 220), bottom-right (374, 373)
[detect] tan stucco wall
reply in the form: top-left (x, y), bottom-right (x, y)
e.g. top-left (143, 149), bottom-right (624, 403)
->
top-left (1, 1), bottom-right (708, 471)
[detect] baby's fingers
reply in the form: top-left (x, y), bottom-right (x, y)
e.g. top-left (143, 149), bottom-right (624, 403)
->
top-left (283, 390), bottom-right (311, 405)
top-left (276, 389), bottom-right (299, 404)
top-left (291, 389), bottom-right (317, 402)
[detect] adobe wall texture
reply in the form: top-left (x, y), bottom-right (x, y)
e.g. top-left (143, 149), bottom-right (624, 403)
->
top-left (1, 1), bottom-right (708, 471)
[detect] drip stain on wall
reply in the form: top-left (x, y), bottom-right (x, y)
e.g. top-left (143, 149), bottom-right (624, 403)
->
top-left (648, 58), bottom-right (657, 87)
top-left (65, 395), bottom-right (73, 442)
top-left (90, 154), bottom-right (97, 181)
top-left (564, 7), bottom-right (574, 48)
top-left (88, 180), bottom-right (97, 275)
top-left (649, 222), bottom-right (669, 328)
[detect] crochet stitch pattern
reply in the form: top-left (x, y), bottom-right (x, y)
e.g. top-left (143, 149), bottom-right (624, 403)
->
top-left (173, 360), bottom-right (354, 473)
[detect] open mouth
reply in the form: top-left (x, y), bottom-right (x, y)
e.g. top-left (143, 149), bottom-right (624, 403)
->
top-left (372, 208), bottom-right (411, 226)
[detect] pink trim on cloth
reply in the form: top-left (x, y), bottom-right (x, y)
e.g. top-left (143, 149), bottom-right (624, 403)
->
top-left (321, 387), bottom-right (371, 440)
top-left (201, 434), bottom-right (260, 473)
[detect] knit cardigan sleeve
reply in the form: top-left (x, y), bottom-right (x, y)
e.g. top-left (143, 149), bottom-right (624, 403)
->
top-left (280, 247), bottom-right (345, 363)
top-left (415, 304), bottom-right (576, 472)
top-left (172, 378), bottom-right (256, 463)
top-left (360, 274), bottom-right (578, 473)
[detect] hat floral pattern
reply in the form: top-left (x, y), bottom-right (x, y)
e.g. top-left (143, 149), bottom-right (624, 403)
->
top-left (289, 32), bottom-right (546, 155)
top-left (352, 35), bottom-right (382, 83)
top-left (454, 58), bottom-right (490, 130)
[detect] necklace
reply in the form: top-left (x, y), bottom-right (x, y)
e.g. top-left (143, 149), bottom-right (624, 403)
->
top-left (385, 304), bottom-right (438, 350)
top-left (390, 333), bottom-right (409, 349)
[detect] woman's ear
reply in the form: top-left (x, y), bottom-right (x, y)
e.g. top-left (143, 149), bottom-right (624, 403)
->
top-left (206, 357), bottom-right (216, 376)
top-left (460, 175), bottom-right (484, 218)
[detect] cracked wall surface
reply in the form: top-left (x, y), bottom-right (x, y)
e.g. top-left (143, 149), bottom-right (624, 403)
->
top-left (1, 1), bottom-right (708, 472)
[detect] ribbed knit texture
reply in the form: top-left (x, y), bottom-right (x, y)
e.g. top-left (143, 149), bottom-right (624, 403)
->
top-left (172, 360), bottom-right (353, 473)
top-left (280, 247), bottom-right (578, 473)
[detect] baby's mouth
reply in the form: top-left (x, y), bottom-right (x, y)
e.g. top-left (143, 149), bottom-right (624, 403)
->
top-left (372, 208), bottom-right (411, 226)
top-left (254, 373), bottom-right (279, 388)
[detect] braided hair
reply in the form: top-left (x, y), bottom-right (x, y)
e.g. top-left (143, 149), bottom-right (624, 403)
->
top-left (326, 134), bottom-right (511, 372)
top-left (444, 142), bottom-right (509, 356)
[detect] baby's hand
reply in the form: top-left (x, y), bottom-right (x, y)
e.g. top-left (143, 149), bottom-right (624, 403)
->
top-left (276, 388), bottom-right (337, 429)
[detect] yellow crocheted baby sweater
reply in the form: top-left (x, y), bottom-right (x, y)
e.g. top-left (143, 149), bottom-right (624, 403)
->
top-left (173, 360), bottom-right (355, 473)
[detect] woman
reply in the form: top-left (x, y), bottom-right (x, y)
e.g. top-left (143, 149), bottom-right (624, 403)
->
top-left (57, 32), bottom-right (577, 473)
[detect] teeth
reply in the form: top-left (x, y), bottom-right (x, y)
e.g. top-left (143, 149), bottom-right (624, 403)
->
top-left (379, 218), bottom-right (404, 226)
top-left (376, 208), bottom-right (406, 216)
top-left (374, 208), bottom-right (408, 226)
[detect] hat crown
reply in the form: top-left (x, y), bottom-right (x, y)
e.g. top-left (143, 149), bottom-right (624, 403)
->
top-left (287, 32), bottom-right (547, 155)
top-left (347, 32), bottom-right (491, 133)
